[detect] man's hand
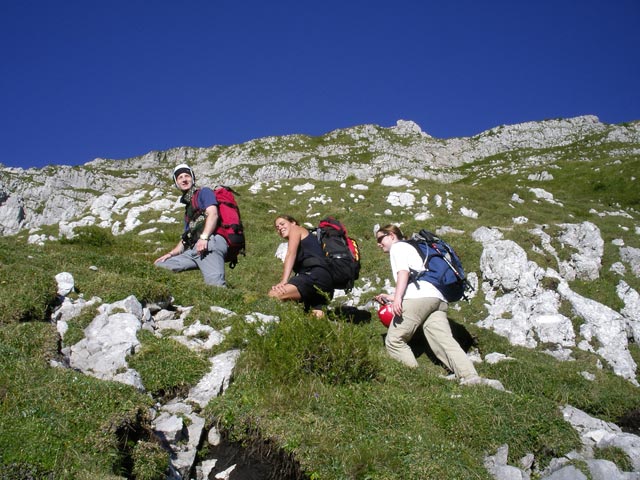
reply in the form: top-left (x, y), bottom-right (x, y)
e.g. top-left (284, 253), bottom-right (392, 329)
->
top-left (154, 253), bottom-right (172, 264)
top-left (196, 238), bottom-right (209, 255)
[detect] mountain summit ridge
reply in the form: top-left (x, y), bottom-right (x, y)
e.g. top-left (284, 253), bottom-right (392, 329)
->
top-left (1, 115), bottom-right (639, 236)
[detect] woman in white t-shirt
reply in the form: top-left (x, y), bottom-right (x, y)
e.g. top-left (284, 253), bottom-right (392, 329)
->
top-left (374, 224), bottom-right (478, 381)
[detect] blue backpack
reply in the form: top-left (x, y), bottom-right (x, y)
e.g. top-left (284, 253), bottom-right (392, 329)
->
top-left (405, 230), bottom-right (472, 302)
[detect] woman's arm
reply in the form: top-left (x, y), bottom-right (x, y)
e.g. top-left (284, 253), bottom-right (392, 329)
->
top-left (279, 225), bottom-right (301, 284)
top-left (392, 269), bottom-right (410, 316)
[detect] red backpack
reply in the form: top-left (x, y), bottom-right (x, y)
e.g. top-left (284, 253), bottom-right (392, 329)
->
top-left (191, 186), bottom-right (246, 268)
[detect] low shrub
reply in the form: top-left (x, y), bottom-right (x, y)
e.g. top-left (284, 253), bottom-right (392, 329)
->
top-left (242, 308), bottom-right (380, 386)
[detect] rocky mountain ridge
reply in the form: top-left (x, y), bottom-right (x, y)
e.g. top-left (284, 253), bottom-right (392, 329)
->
top-left (1, 115), bottom-right (639, 236)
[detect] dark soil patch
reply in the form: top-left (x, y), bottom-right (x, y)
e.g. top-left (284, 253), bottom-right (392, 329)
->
top-left (199, 433), bottom-right (310, 480)
top-left (618, 408), bottom-right (640, 435)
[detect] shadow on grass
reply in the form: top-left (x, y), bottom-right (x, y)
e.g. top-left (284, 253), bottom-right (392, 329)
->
top-left (380, 319), bottom-right (477, 372)
top-left (329, 305), bottom-right (373, 324)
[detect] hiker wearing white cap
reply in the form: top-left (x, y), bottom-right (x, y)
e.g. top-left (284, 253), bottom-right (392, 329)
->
top-left (154, 164), bottom-right (228, 286)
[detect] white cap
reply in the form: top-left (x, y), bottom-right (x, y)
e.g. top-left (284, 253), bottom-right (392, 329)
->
top-left (172, 164), bottom-right (195, 189)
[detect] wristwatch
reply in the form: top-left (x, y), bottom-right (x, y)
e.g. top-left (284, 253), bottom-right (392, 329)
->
top-left (199, 234), bottom-right (209, 241)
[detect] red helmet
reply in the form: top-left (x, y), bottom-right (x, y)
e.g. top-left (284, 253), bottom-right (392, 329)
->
top-left (377, 304), bottom-right (394, 328)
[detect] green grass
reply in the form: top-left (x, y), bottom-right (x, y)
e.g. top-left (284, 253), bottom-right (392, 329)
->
top-left (1, 131), bottom-right (639, 478)
top-left (0, 322), bottom-right (153, 478)
top-left (208, 315), bottom-right (582, 479)
top-left (127, 330), bottom-right (212, 398)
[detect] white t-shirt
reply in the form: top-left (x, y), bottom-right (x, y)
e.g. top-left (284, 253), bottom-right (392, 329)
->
top-left (389, 241), bottom-right (446, 301)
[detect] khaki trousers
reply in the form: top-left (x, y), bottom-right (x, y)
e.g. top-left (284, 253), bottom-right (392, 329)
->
top-left (385, 297), bottom-right (477, 379)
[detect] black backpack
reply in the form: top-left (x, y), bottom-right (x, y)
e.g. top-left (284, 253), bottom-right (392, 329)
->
top-left (406, 229), bottom-right (472, 302)
top-left (309, 216), bottom-right (361, 292)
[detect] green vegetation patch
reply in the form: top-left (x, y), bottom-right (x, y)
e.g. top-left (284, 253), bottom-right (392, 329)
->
top-left (209, 323), bottom-right (580, 479)
top-left (0, 322), bottom-right (153, 477)
top-left (128, 330), bottom-right (211, 398)
top-left (240, 309), bottom-right (380, 386)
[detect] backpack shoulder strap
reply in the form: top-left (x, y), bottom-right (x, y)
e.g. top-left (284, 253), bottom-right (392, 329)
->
top-left (400, 239), bottom-right (428, 289)
top-left (190, 188), bottom-right (202, 209)
top-left (307, 226), bottom-right (321, 240)
top-left (403, 239), bottom-right (427, 263)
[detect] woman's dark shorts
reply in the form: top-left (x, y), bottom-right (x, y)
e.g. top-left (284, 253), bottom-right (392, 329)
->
top-left (288, 267), bottom-right (334, 310)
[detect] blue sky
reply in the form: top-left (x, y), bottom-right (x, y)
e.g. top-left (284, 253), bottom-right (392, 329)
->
top-left (1, 0), bottom-right (638, 169)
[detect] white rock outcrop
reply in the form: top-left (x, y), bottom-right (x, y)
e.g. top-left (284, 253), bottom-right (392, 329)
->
top-left (476, 229), bottom-right (638, 385)
top-left (1, 115), bottom-right (636, 236)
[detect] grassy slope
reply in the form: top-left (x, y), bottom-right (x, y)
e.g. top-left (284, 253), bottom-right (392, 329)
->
top-left (1, 133), bottom-right (639, 479)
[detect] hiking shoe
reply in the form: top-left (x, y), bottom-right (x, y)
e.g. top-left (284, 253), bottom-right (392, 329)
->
top-left (459, 374), bottom-right (482, 385)
top-left (460, 375), bottom-right (506, 391)
top-left (480, 378), bottom-right (506, 391)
